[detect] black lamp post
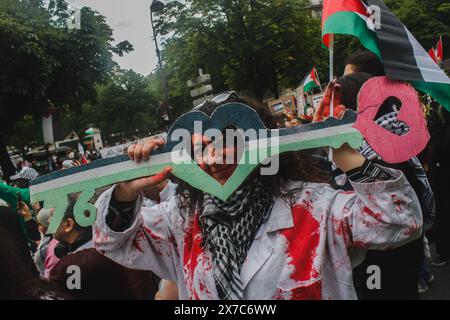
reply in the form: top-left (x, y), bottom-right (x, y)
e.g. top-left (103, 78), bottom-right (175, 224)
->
top-left (150, 0), bottom-right (169, 105)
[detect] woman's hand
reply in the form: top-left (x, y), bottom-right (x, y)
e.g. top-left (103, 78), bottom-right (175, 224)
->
top-left (113, 138), bottom-right (172, 203)
top-left (332, 143), bottom-right (366, 173)
top-left (313, 82), bottom-right (347, 123)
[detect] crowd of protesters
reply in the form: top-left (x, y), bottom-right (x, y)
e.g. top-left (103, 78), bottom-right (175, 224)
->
top-left (1, 51), bottom-right (450, 300)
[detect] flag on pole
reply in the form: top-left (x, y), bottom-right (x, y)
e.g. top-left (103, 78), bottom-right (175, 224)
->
top-left (302, 68), bottom-right (321, 93)
top-left (81, 154), bottom-right (89, 165)
top-left (436, 36), bottom-right (444, 62)
top-left (322, 0), bottom-right (450, 111)
top-left (429, 37), bottom-right (444, 63)
top-left (428, 48), bottom-right (438, 63)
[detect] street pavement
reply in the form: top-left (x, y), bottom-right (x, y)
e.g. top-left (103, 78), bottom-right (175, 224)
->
top-left (421, 244), bottom-right (450, 300)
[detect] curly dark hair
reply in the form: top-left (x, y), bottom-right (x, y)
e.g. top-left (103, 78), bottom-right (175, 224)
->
top-left (169, 95), bottom-right (331, 216)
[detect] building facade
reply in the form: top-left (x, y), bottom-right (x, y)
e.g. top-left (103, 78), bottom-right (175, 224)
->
top-left (309, 0), bottom-right (323, 19)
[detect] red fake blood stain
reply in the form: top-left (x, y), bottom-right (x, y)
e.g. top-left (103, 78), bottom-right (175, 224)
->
top-left (183, 214), bottom-right (204, 300)
top-left (273, 281), bottom-right (322, 300)
top-left (352, 240), bottom-right (370, 249)
top-left (363, 207), bottom-right (383, 221)
top-left (94, 227), bottom-right (101, 239)
top-left (142, 225), bottom-right (164, 255)
top-left (391, 194), bottom-right (406, 213)
top-left (168, 235), bottom-right (179, 256)
top-left (367, 193), bottom-right (376, 203)
top-left (153, 216), bottom-right (163, 226)
top-left (132, 230), bottom-right (146, 253)
top-left (403, 218), bottom-right (418, 237)
top-left (330, 216), bottom-right (351, 248)
top-left (93, 228), bottom-right (109, 245)
top-left (360, 207), bottom-right (383, 228)
top-left (277, 204), bottom-right (321, 300)
top-left (302, 191), bottom-right (313, 211)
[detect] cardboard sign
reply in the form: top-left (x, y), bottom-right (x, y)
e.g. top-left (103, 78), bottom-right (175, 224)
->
top-left (31, 77), bottom-right (429, 232)
top-left (30, 104), bottom-right (363, 233)
top-left (310, 93), bottom-right (325, 110)
top-left (269, 95), bottom-right (297, 114)
top-left (296, 86), bottom-right (306, 116)
top-left (354, 76), bottom-right (430, 163)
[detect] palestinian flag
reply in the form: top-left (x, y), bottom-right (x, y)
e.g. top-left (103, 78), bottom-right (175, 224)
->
top-left (436, 37), bottom-right (444, 62)
top-left (322, 0), bottom-right (450, 111)
top-left (428, 37), bottom-right (444, 63)
top-left (302, 68), bottom-right (321, 93)
top-left (428, 48), bottom-right (438, 63)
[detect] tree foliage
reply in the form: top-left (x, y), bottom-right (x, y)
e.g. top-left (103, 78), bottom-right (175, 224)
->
top-left (91, 70), bottom-right (161, 140)
top-left (0, 0), bottom-right (133, 177)
top-left (154, 0), bottom-right (327, 108)
top-left (384, 0), bottom-right (449, 50)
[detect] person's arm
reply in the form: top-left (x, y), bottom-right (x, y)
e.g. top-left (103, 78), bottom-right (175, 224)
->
top-left (94, 185), bottom-right (180, 281)
top-left (94, 138), bottom-right (181, 281)
top-left (328, 159), bottom-right (422, 250)
top-left (0, 183), bottom-right (31, 208)
top-left (18, 201), bottom-right (41, 241)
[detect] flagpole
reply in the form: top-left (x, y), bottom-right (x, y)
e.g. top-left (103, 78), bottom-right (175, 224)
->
top-left (315, 67), bottom-right (324, 93)
top-left (328, 34), bottom-right (334, 161)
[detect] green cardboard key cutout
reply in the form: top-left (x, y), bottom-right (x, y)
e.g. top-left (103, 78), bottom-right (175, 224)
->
top-left (31, 103), bottom-right (362, 233)
top-left (29, 76), bottom-right (429, 234)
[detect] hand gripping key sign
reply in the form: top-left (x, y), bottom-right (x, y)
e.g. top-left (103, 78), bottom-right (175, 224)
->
top-left (30, 76), bottom-right (429, 233)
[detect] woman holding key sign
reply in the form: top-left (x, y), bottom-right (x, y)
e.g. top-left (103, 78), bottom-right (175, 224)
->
top-left (93, 91), bottom-right (422, 300)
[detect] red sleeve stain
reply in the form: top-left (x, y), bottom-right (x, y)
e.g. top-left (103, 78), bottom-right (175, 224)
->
top-left (331, 216), bottom-right (352, 248)
top-left (93, 228), bottom-right (109, 245)
top-left (168, 235), bottom-right (179, 256)
top-left (343, 205), bottom-right (350, 214)
top-left (367, 193), bottom-right (376, 203)
top-left (142, 225), bottom-right (165, 255)
top-left (153, 216), bottom-right (163, 226)
top-left (142, 223), bottom-right (179, 257)
top-left (403, 218), bottom-right (418, 236)
top-left (352, 240), bottom-right (370, 249)
top-left (363, 207), bottom-right (383, 221)
top-left (94, 227), bottom-right (101, 239)
top-left (132, 230), bottom-right (146, 253)
top-left (391, 194), bottom-right (406, 213)
top-left (360, 207), bottom-right (383, 228)
top-left (278, 204), bottom-right (321, 299)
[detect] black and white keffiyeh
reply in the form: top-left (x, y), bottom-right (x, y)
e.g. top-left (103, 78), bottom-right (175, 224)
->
top-left (358, 111), bottom-right (435, 227)
top-left (10, 167), bottom-right (39, 181)
top-left (199, 177), bottom-right (274, 300)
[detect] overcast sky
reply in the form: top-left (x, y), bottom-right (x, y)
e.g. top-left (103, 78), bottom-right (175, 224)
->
top-left (67, 0), bottom-right (158, 75)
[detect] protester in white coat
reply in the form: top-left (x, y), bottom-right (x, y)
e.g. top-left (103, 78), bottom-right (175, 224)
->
top-left (93, 95), bottom-right (422, 300)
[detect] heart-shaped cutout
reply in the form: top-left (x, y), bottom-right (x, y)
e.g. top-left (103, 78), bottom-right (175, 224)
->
top-left (374, 96), bottom-right (410, 135)
top-left (164, 103), bottom-right (269, 200)
top-left (354, 76), bottom-right (429, 163)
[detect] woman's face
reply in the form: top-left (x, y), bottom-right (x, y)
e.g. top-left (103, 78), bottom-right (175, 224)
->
top-left (191, 133), bottom-right (238, 185)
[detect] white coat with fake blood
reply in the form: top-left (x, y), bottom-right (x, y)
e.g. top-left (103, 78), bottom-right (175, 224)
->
top-left (93, 166), bottom-right (422, 300)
